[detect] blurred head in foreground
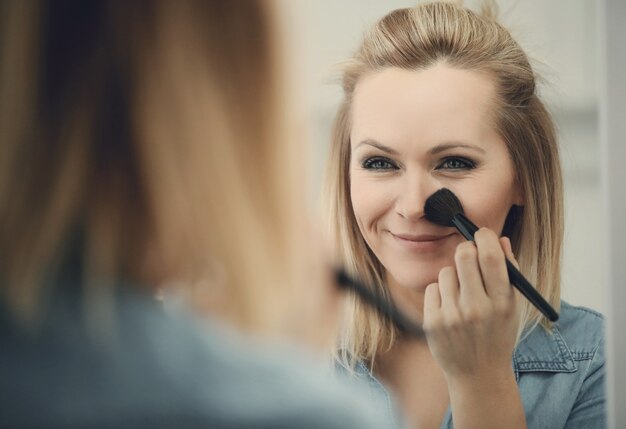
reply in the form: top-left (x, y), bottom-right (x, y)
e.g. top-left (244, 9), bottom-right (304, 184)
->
top-left (0, 0), bottom-right (327, 340)
top-left (0, 3), bottom-right (399, 428)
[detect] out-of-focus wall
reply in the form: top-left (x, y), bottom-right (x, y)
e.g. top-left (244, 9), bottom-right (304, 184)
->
top-left (282, 0), bottom-right (603, 312)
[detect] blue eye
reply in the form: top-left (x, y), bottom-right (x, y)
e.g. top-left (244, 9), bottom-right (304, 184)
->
top-left (362, 157), bottom-right (398, 170)
top-left (437, 157), bottom-right (476, 170)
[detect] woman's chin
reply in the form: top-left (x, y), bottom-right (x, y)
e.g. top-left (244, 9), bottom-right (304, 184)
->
top-left (386, 269), bottom-right (439, 294)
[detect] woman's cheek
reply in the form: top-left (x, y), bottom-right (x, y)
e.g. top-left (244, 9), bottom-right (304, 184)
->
top-left (463, 195), bottom-right (512, 233)
top-left (352, 177), bottom-right (389, 213)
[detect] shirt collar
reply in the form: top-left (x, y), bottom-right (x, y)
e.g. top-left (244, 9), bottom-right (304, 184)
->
top-left (513, 324), bottom-right (577, 380)
top-left (349, 323), bottom-right (578, 384)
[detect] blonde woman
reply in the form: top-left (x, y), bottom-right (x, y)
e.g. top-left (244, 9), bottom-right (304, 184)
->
top-left (0, 1), bottom-right (390, 428)
top-left (325, 2), bottom-right (605, 428)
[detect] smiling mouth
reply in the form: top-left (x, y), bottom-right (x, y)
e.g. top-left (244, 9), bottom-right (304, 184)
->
top-left (391, 232), bottom-right (455, 242)
top-left (389, 231), bottom-right (456, 252)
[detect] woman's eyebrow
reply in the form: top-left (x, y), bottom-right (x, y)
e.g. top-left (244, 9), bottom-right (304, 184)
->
top-left (355, 139), bottom-right (486, 156)
top-left (354, 139), bottom-right (399, 155)
top-left (428, 142), bottom-right (486, 155)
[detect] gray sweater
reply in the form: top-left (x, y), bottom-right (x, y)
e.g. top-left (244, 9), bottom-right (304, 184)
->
top-left (0, 287), bottom-right (392, 429)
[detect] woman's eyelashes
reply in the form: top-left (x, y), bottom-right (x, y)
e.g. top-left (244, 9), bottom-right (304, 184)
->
top-left (361, 156), bottom-right (399, 171)
top-left (435, 156), bottom-right (477, 171)
top-left (360, 155), bottom-right (477, 172)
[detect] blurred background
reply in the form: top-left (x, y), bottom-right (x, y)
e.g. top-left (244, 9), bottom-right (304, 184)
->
top-left (281, 0), bottom-right (603, 313)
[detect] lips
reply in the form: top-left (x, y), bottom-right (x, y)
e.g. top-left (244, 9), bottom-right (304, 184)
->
top-left (389, 231), bottom-right (456, 252)
top-left (391, 232), bottom-right (455, 242)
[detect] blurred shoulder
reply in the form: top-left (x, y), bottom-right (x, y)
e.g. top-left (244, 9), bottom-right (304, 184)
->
top-left (123, 293), bottom-right (394, 429)
top-left (0, 288), bottom-right (393, 429)
top-left (190, 324), bottom-right (394, 429)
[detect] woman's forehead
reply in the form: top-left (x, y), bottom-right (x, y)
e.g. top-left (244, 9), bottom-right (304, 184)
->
top-left (350, 65), bottom-right (501, 153)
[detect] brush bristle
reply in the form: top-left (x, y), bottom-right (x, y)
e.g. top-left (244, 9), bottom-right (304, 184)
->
top-left (424, 188), bottom-right (464, 226)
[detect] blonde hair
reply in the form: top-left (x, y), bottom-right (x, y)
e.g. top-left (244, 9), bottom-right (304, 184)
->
top-left (323, 1), bottom-right (563, 367)
top-left (0, 0), bottom-right (309, 336)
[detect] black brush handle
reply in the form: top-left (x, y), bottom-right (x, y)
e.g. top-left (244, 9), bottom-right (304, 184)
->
top-left (335, 268), bottom-right (424, 338)
top-left (505, 259), bottom-right (559, 321)
top-left (452, 213), bottom-right (559, 322)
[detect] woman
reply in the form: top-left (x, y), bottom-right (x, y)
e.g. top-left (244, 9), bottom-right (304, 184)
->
top-left (324, 2), bottom-right (605, 428)
top-left (0, 1), bottom-right (389, 427)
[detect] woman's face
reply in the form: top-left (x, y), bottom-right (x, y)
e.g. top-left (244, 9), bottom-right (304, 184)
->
top-left (349, 64), bottom-right (523, 298)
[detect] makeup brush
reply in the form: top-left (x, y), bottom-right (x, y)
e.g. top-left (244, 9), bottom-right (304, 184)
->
top-left (334, 268), bottom-right (424, 338)
top-left (424, 188), bottom-right (559, 322)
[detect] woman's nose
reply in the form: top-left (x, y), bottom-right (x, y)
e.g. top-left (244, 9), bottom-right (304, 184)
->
top-left (394, 172), bottom-right (438, 221)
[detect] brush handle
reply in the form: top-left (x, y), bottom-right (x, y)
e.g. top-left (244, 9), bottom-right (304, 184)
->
top-left (334, 268), bottom-right (424, 338)
top-left (452, 213), bottom-right (559, 322)
top-left (505, 259), bottom-right (559, 321)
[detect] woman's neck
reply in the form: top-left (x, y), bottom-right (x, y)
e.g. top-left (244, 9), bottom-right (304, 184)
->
top-left (374, 338), bottom-right (450, 429)
top-left (374, 336), bottom-right (433, 382)
top-left (385, 273), bottom-right (426, 327)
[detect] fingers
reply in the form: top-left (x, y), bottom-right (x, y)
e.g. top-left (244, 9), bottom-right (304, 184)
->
top-left (474, 228), bottom-right (511, 299)
top-left (500, 236), bottom-right (519, 269)
top-left (438, 266), bottom-right (459, 309)
top-left (438, 266), bottom-right (463, 329)
top-left (424, 268), bottom-right (460, 332)
top-left (455, 241), bottom-right (488, 307)
top-left (424, 282), bottom-right (441, 312)
top-left (423, 282), bottom-right (441, 331)
top-left (428, 230), bottom-right (519, 327)
top-left (424, 231), bottom-right (521, 379)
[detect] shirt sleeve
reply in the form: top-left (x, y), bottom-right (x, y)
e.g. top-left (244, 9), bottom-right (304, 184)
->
top-left (564, 336), bottom-right (606, 428)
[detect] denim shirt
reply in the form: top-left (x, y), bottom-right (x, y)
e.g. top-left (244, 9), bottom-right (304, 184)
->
top-left (342, 301), bottom-right (606, 429)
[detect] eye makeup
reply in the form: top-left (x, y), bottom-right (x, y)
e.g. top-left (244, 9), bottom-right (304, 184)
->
top-left (361, 156), bottom-right (399, 170)
top-left (359, 153), bottom-right (477, 173)
top-left (435, 156), bottom-right (477, 170)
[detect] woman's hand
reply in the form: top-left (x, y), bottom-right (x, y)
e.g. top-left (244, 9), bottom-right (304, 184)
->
top-left (423, 228), bottom-right (527, 428)
top-left (423, 227), bottom-right (521, 381)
